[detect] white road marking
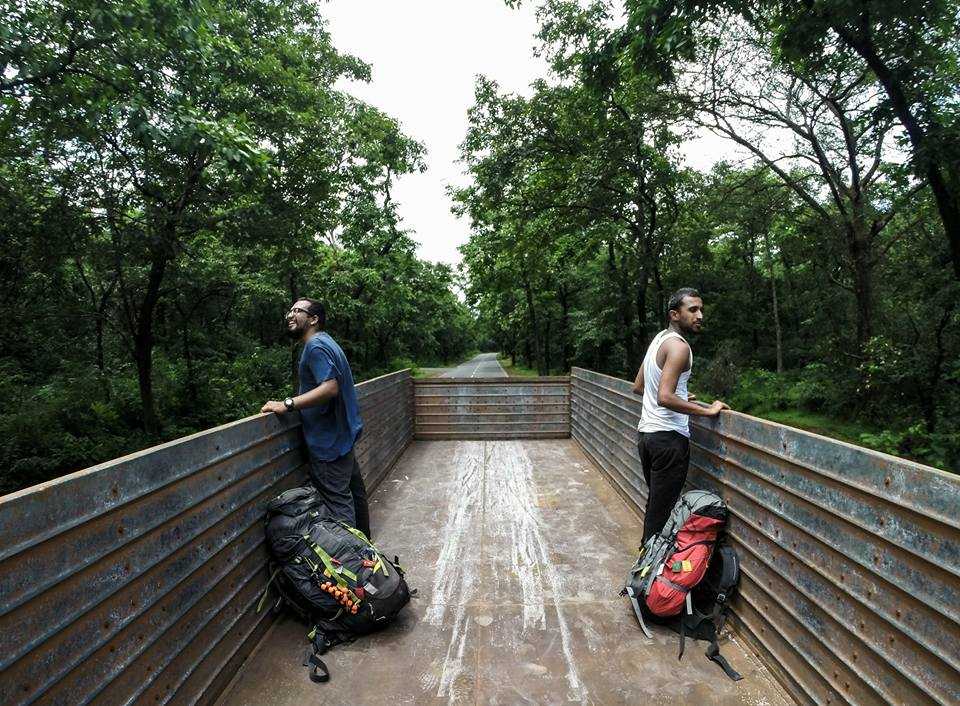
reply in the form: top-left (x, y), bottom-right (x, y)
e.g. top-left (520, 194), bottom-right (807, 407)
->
top-left (444, 353), bottom-right (506, 378)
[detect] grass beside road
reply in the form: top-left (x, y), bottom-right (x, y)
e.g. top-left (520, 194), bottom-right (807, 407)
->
top-left (756, 409), bottom-right (872, 446)
top-left (407, 350), bottom-right (482, 378)
top-left (496, 354), bottom-right (542, 377)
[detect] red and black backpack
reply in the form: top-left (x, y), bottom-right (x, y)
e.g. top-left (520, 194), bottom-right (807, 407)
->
top-left (622, 489), bottom-right (742, 680)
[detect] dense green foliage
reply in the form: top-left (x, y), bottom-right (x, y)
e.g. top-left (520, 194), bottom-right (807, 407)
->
top-left (0, 0), bottom-right (476, 493)
top-left (457, 1), bottom-right (959, 471)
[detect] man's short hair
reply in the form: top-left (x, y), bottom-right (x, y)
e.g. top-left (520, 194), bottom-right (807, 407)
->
top-left (668, 287), bottom-right (700, 313)
top-left (299, 298), bottom-right (326, 328)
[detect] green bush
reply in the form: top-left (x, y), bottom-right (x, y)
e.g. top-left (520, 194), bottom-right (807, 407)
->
top-left (0, 365), bottom-right (149, 494)
top-left (726, 368), bottom-right (789, 413)
top-left (858, 424), bottom-right (959, 471)
top-left (700, 340), bottom-right (741, 399)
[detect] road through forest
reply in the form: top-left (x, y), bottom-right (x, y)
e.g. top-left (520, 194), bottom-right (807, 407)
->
top-left (441, 352), bottom-right (506, 378)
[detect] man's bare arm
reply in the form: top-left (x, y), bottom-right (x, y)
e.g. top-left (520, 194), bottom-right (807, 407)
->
top-left (261, 378), bottom-right (339, 414)
top-left (632, 365), bottom-right (644, 394)
top-left (657, 339), bottom-right (728, 417)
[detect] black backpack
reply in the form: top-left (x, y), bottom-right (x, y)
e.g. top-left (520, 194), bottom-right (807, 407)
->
top-left (259, 486), bottom-right (412, 683)
top-left (625, 538), bottom-right (742, 681)
top-left (683, 541), bottom-right (742, 681)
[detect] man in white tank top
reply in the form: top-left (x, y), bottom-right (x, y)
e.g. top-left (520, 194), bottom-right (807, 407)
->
top-left (632, 288), bottom-right (729, 542)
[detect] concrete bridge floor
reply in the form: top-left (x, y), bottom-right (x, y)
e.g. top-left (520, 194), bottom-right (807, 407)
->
top-left (219, 440), bottom-right (792, 705)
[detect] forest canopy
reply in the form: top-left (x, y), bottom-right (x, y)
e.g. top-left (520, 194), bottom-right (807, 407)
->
top-left (455, 0), bottom-right (959, 471)
top-left (0, 0), bottom-right (478, 493)
top-left (2, 0), bottom-right (957, 492)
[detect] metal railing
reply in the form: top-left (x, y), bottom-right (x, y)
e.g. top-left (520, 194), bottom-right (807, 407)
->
top-left (3, 365), bottom-right (957, 706)
top-left (413, 377), bottom-right (570, 439)
top-left (569, 367), bottom-right (960, 706)
top-left (0, 369), bottom-right (414, 706)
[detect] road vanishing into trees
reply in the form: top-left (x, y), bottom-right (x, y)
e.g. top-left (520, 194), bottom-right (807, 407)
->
top-left (441, 352), bottom-right (507, 378)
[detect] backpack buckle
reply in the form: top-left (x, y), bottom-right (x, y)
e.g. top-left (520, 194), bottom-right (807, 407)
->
top-left (716, 592), bottom-right (726, 603)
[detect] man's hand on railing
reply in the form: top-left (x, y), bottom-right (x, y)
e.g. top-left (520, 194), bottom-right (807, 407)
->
top-left (705, 400), bottom-right (730, 417)
top-left (261, 400), bottom-right (287, 415)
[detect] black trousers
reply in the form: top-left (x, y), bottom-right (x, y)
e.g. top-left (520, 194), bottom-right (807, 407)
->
top-left (308, 448), bottom-right (372, 539)
top-left (638, 430), bottom-right (690, 543)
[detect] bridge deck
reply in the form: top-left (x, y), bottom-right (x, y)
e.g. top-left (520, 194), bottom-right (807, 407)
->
top-left (219, 439), bottom-right (792, 705)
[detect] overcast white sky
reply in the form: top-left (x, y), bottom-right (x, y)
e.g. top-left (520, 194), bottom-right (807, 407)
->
top-left (323, 2), bottom-right (730, 266)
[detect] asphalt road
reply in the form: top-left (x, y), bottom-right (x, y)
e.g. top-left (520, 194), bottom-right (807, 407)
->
top-left (441, 352), bottom-right (507, 378)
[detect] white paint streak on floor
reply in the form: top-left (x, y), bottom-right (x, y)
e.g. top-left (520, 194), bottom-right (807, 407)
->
top-left (426, 441), bottom-right (483, 626)
top-left (424, 440), bottom-right (587, 704)
top-left (425, 441), bottom-right (484, 701)
top-left (488, 441), bottom-right (586, 702)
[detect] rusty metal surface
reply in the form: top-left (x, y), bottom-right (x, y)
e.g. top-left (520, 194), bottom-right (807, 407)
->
top-left (414, 377), bottom-right (570, 439)
top-left (569, 367), bottom-right (960, 706)
top-left (219, 439), bottom-right (792, 706)
top-left (0, 369), bottom-right (415, 706)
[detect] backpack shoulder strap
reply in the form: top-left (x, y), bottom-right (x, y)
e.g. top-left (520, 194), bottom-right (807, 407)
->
top-left (305, 652), bottom-right (330, 683)
top-left (624, 586), bottom-right (653, 639)
top-left (706, 638), bottom-right (743, 681)
top-left (701, 545), bottom-right (742, 681)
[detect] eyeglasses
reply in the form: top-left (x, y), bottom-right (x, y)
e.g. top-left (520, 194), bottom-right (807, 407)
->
top-left (287, 306), bottom-right (311, 318)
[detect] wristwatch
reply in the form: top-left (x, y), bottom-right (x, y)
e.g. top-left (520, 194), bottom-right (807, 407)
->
top-left (284, 397), bottom-right (296, 411)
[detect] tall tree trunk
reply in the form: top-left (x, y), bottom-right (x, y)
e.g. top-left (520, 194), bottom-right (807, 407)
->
top-left (182, 324), bottom-right (198, 409)
top-left (830, 18), bottom-right (960, 278)
top-left (543, 316), bottom-right (551, 375)
top-left (94, 291), bottom-right (109, 377)
top-left (750, 243), bottom-right (761, 353)
top-left (94, 288), bottom-right (112, 400)
top-left (288, 270), bottom-right (299, 389)
top-left (173, 300), bottom-right (200, 409)
top-left (924, 163), bottom-right (960, 279)
top-left (779, 249), bottom-right (801, 339)
top-left (134, 251), bottom-right (168, 435)
top-left (558, 285), bottom-right (572, 372)
top-left (523, 277), bottom-right (542, 373)
top-left (921, 302), bottom-right (954, 432)
top-left (652, 265), bottom-right (666, 328)
top-left (635, 269), bottom-right (650, 352)
top-left (610, 241), bottom-right (636, 375)
top-left (762, 231), bottom-right (784, 373)
top-left (848, 222), bottom-right (874, 354)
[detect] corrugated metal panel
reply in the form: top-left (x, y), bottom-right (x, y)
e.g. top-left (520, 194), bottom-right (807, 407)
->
top-left (414, 378), bottom-right (570, 439)
top-left (0, 369), bottom-right (414, 706)
top-left (569, 367), bottom-right (960, 706)
top-left (355, 370), bottom-right (415, 490)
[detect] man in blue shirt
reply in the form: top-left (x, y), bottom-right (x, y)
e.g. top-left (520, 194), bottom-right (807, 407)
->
top-left (261, 298), bottom-right (369, 537)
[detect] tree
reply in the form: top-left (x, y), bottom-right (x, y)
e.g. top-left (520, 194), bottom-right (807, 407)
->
top-left (625, 0), bottom-right (960, 277)
top-left (677, 19), bottom-right (923, 354)
top-left (456, 61), bottom-right (685, 373)
top-left (0, 1), bottom-right (478, 493)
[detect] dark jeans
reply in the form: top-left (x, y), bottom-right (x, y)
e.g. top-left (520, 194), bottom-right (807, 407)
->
top-left (308, 448), bottom-right (371, 539)
top-left (638, 430), bottom-right (690, 543)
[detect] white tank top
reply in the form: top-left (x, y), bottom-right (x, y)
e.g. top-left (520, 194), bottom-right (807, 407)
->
top-left (638, 329), bottom-right (693, 437)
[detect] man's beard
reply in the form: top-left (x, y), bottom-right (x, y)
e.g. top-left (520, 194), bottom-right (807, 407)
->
top-left (286, 323), bottom-right (305, 339)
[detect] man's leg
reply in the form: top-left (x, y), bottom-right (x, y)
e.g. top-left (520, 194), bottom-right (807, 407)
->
top-left (640, 431), bottom-right (690, 543)
top-left (347, 451), bottom-right (371, 539)
top-left (638, 431), bottom-right (652, 489)
top-left (308, 453), bottom-right (357, 528)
